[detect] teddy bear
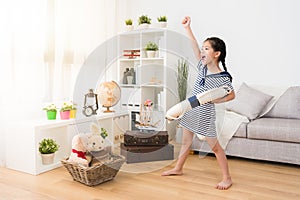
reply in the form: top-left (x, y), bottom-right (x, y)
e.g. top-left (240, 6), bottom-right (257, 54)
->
top-left (68, 123), bottom-right (111, 167)
top-left (67, 134), bottom-right (91, 167)
top-left (86, 123), bottom-right (106, 152)
top-left (86, 123), bottom-right (111, 165)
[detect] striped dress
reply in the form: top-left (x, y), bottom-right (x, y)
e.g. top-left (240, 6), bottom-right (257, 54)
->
top-left (179, 61), bottom-right (234, 137)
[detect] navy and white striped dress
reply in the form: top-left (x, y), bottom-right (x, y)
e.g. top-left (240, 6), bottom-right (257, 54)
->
top-left (179, 61), bottom-right (234, 138)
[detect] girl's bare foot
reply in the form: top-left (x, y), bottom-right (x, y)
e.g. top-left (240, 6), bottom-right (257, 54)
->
top-left (161, 168), bottom-right (183, 176)
top-left (215, 178), bottom-right (233, 190)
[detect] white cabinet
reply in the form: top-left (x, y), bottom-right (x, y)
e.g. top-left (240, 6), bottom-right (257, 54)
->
top-left (117, 29), bottom-right (168, 131)
top-left (5, 111), bottom-right (129, 175)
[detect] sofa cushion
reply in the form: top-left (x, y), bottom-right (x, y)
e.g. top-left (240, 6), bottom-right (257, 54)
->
top-left (264, 86), bottom-right (300, 119)
top-left (247, 118), bottom-right (300, 143)
top-left (226, 83), bottom-right (273, 120)
top-left (233, 122), bottom-right (247, 138)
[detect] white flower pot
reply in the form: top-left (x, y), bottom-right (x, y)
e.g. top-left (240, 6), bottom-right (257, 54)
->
top-left (41, 153), bottom-right (55, 165)
top-left (146, 50), bottom-right (156, 58)
top-left (158, 22), bottom-right (167, 28)
top-left (139, 23), bottom-right (149, 29)
top-left (125, 25), bottom-right (133, 31)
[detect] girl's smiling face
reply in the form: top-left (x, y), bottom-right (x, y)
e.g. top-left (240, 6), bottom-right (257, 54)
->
top-left (201, 41), bottom-right (220, 66)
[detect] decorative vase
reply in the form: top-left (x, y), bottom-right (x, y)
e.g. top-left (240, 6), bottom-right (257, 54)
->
top-left (47, 110), bottom-right (57, 120)
top-left (41, 153), bottom-right (55, 165)
top-left (70, 109), bottom-right (77, 118)
top-left (146, 50), bottom-right (156, 58)
top-left (60, 110), bottom-right (70, 120)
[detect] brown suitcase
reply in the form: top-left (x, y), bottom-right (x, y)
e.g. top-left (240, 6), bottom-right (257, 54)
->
top-left (124, 130), bottom-right (169, 146)
top-left (120, 143), bottom-right (174, 163)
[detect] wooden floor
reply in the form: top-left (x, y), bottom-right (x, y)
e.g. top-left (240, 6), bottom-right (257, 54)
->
top-left (1, 154), bottom-right (300, 200)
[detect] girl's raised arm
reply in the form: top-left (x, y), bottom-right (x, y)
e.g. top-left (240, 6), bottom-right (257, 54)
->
top-left (182, 16), bottom-right (201, 61)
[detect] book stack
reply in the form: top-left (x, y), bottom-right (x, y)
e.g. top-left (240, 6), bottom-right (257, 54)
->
top-left (123, 49), bottom-right (140, 59)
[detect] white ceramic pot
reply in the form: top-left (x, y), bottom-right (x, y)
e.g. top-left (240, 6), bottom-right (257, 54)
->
top-left (146, 50), bottom-right (156, 58)
top-left (158, 22), bottom-right (167, 28)
top-left (139, 23), bottom-right (149, 29)
top-left (125, 25), bottom-right (133, 31)
top-left (41, 153), bottom-right (55, 165)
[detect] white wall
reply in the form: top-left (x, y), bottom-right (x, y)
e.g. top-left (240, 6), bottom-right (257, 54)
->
top-left (121, 0), bottom-right (300, 87)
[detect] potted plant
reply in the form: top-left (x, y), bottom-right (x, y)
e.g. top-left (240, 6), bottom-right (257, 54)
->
top-left (125, 18), bottom-right (133, 31)
top-left (144, 41), bottom-right (158, 58)
top-left (39, 138), bottom-right (60, 165)
top-left (69, 101), bottom-right (77, 119)
top-left (157, 15), bottom-right (167, 28)
top-left (60, 101), bottom-right (73, 120)
top-left (176, 59), bottom-right (189, 143)
top-left (43, 103), bottom-right (57, 120)
top-left (138, 15), bottom-right (151, 29)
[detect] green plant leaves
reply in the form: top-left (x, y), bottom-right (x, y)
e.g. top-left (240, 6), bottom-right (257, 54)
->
top-left (39, 138), bottom-right (59, 154)
top-left (177, 59), bottom-right (189, 102)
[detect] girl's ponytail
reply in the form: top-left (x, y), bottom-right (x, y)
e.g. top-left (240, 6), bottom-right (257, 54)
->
top-left (221, 58), bottom-right (232, 82)
top-left (221, 59), bottom-right (227, 72)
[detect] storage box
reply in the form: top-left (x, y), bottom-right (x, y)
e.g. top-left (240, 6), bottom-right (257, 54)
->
top-left (124, 130), bottom-right (169, 146)
top-left (120, 143), bottom-right (174, 163)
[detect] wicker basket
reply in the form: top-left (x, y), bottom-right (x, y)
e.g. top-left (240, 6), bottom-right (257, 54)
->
top-left (61, 154), bottom-right (125, 186)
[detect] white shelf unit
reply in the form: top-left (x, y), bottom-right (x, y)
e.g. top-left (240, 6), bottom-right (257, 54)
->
top-left (5, 111), bottom-right (129, 175)
top-left (117, 29), bottom-right (168, 131)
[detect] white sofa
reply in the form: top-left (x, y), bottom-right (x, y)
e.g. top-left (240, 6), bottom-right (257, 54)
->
top-left (192, 84), bottom-right (300, 165)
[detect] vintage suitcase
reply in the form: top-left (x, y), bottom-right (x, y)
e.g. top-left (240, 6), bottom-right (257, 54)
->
top-left (120, 143), bottom-right (174, 163)
top-left (124, 130), bottom-right (169, 146)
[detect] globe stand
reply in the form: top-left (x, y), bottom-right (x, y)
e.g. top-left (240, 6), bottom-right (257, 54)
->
top-left (103, 106), bottom-right (114, 113)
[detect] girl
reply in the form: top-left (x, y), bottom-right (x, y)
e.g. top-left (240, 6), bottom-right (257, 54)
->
top-left (162, 16), bottom-right (235, 190)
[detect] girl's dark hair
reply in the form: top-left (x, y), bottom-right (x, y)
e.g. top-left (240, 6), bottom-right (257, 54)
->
top-left (205, 37), bottom-right (232, 82)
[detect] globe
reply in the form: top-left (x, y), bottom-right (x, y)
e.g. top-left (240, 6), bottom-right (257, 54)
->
top-left (96, 81), bottom-right (121, 112)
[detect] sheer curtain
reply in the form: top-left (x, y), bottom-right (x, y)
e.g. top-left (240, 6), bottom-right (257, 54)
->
top-left (0, 0), bottom-right (118, 166)
top-left (45, 0), bottom-right (118, 102)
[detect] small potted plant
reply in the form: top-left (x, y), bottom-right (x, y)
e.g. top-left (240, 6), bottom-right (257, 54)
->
top-left (39, 138), bottom-right (60, 165)
top-left (144, 41), bottom-right (158, 58)
top-left (138, 15), bottom-right (151, 29)
top-left (157, 15), bottom-right (167, 28)
top-left (43, 103), bottom-right (57, 120)
top-left (125, 18), bottom-right (133, 31)
top-left (69, 101), bottom-right (77, 119)
top-left (60, 101), bottom-right (73, 120)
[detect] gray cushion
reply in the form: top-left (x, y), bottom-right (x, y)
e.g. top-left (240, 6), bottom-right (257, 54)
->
top-left (226, 83), bottom-right (273, 120)
top-left (264, 86), bottom-right (300, 119)
top-left (233, 122), bottom-right (247, 138)
top-left (247, 118), bottom-right (300, 143)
